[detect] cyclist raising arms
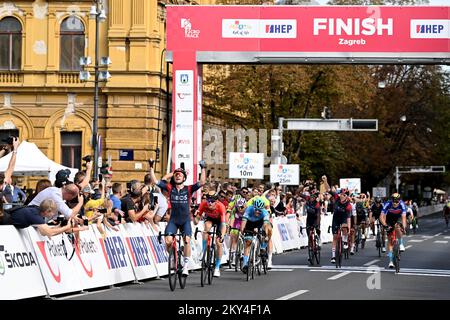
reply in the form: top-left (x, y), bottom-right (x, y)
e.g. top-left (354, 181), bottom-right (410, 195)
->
top-left (302, 191), bottom-right (322, 250)
top-left (194, 191), bottom-right (227, 277)
top-left (240, 198), bottom-right (272, 274)
top-left (380, 193), bottom-right (407, 269)
top-left (330, 188), bottom-right (352, 264)
top-left (149, 160), bottom-right (207, 276)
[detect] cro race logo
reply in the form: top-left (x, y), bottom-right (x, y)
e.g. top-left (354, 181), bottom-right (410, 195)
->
top-left (37, 241), bottom-right (63, 283)
top-left (75, 239), bottom-right (96, 278)
top-left (99, 236), bottom-right (128, 269)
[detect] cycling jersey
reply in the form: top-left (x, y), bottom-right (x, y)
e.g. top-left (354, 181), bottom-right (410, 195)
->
top-left (305, 201), bottom-right (321, 227)
top-left (382, 200), bottom-right (406, 227)
top-left (243, 206), bottom-right (270, 223)
top-left (331, 197), bottom-right (352, 235)
top-left (157, 180), bottom-right (201, 226)
top-left (198, 200), bottom-right (226, 224)
top-left (370, 203), bottom-right (383, 220)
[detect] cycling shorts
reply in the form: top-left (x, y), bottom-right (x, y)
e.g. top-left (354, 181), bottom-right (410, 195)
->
top-left (165, 219), bottom-right (192, 237)
top-left (243, 219), bottom-right (265, 240)
top-left (332, 213), bottom-right (349, 235)
top-left (386, 213), bottom-right (403, 228)
top-left (204, 216), bottom-right (224, 236)
top-left (356, 214), bottom-right (367, 225)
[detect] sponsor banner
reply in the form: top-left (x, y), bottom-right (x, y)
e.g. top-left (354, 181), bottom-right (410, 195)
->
top-left (121, 223), bottom-right (158, 280)
top-left (0, 227), bottom-right (46, 299)
top-left (320, 214), bottom-right (333, 244)
top-left (27, 227), bottom-right (83, 296)
top-left (175, 70), bottom-right (195, 185)
top-left (140, 223), bottom-right (169, 277)
top-left (410, 20), bottom-right (450, 39)
top-left (372, 187), bottom-right (387, 198)
top-left (270, 164), bottom-right (300, 185)
top-left (71, 226), bottom-right (113, 290)
top-left (273, 215), bottom-right (300, 251)
top-left (93, 225), bottom-right (136, 284)
top-left (222, 19), bottom-right (297, 38)
top-left (296, 216), bottom-right (309, 248)
top-left (190, 221), bottom-right (204, 270)
top-left (229, 152), bottom-right (265, 180)
top-left (340, 178), bottom-right (362, 194)
top-left (168, 6), bottom-right (450, 53)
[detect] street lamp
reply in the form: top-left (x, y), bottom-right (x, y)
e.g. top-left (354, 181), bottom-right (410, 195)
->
top-left (80, 0), bottom-right (110, 180)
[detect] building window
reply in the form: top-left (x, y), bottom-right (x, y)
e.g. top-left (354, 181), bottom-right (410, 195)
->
top-left (61, 132), bottom-right (82, 170)
top-left (60, 17), bottom-right (85, 71)
top-left (0, 17), bottom-right (22, 71)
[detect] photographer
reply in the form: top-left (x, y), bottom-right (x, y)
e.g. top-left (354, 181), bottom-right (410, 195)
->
top-left (9, 199), bottom-right (87, 237)
top-left (120, 179), bottom-right (152, 222)
top-left (0, 136), bottom-right (19, 193)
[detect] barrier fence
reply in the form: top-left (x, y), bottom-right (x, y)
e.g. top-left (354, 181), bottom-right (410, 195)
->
top-left (0, 205), bottom-right (442, 299)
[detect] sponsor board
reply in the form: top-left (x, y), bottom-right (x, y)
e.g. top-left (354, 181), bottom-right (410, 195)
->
top-left (340, 178), bottom-right (362, 194)
top-left (270, 164), bottom-right (300, 185)
top-left (410, 20), bottom-right (450, 39)
top-left (229, 152), bottom-right (265, 179)
top-left (222, 19), bottom-right (296, 38)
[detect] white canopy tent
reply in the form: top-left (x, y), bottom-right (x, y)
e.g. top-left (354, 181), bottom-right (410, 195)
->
top-left (0, 140), bottom-right (78, 183)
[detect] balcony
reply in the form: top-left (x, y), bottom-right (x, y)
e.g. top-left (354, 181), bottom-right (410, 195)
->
top-left (0, 72), bottom-right (23, 84)
top-left (58, 72), bottom-right (82, 84)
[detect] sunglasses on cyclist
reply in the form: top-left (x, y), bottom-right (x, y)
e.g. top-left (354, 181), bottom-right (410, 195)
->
top-left (206, 197), bottom-right (216, 203)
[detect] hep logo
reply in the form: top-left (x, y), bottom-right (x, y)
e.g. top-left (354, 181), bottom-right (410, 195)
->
top-left (416, 24), bottom-right (444, 34)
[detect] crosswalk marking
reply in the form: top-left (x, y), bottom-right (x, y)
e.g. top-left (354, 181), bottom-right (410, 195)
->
top-left (276, 290), bottom-right (309, 300)
top-left (327, 271), bottom-right (351, 280)
top-left (363, 259), bottom-right (380, 266)
top-left (444, 236), bottom-right (450, 239)
top-left (434, 240), bottom-right (448, 244)
top-left (409, 239), bottom-right (424, 243)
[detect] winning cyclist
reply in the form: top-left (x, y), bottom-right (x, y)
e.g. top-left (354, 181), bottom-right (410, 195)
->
top-left (194, 191), bottom-right (227, 277)
top-left (369, 197), bottom-right (386, 253)
top-left (149, 160), bottom-right (207, 276)
top-left (330, 188), bottom-right (352, 264)
top-left (380, 192), bottom-right (407, 269)
top-left (240, 198), bottom-right (272, 274)
top-left (302, 191), bottom-right (322, 254)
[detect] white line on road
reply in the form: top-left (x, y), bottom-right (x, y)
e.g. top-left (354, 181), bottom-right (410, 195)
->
top-left (421, 236), bottom-right (434, 239)
top-left (276, 290), bottom-right (309, 300)
top-left (405, 245), bottom-right (413, 249)
top-left (409, 239), bottom-right (424, 243)
top-left (327, 271), bottom-right (351, 280)
top-left (269, 269), bottom-right (294, 272)
top-left (444, 236), bottom-right (450, 239)
top-left (434, 240), bottom-right (448, 244)
top-left (434, 233), bottom-right (443, 237)
top-left (363, 259), bottom-right (380, 266)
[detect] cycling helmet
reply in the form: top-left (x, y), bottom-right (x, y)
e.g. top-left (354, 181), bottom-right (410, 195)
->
top-left (205, 190), bottom-right (218, 202)
top-left (173, 167), bottom-right (187, 183)
top-left (235, 197), bottom-right (246, 209)
top-left (253, 198), bottom-right (265, 210)
top-left (391, 193), bottom-right (401, 201)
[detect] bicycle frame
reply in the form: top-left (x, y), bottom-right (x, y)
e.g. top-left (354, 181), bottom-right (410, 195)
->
top-left (158, 231), bottom-right (186, 291)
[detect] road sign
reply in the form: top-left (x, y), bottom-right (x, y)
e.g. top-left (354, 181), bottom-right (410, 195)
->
top-left (229, 152), bottom-right (264, 179)
top-left (270, 164), bottom-right (300, 185)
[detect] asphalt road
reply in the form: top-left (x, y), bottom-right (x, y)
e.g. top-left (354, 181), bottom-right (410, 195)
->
top-left (60, 212), bottom-right (450, 301)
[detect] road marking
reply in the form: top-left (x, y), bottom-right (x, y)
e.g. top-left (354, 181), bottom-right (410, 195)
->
top-left (276, 290), bottom-right (309, 300)
top-left (366, 239), bottom-right (375, 242)
top-left (327, 271), bottom-right (351, 280)
top-left (269, 269), bottom-right (294, 272)
top-left (434, 240), bottom-right (448, 244)
top-left (409, 239), bottom-right (424, 243)
top-left (421, 236), bottom-right (434, 239)
top-left (434, 233), bottom-right (443, 237)
top-left (363, 259), bottom-right (380, 266)
top-left (444, 236), bottom-right (450, 239)
top-left (405, 245), bottom-right (413, 249)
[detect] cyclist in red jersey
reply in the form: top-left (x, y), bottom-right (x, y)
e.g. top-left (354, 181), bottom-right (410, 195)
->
top-left (194, 191), bottom-right (227, 277)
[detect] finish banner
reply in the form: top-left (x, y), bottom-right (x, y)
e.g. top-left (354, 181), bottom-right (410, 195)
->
top-left (168, 5), bottom-right (450, 55)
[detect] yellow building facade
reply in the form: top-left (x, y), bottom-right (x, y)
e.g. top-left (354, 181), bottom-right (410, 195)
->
top-left (0, 0), bottom-right (214, 187)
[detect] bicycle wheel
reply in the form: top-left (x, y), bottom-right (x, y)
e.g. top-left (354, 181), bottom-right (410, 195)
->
top-left (200, 248), bottom-right (208, 287)
top-left (178, 251), bottom-right (187, 289)
top-left (335, 236), bottom-right (341, 269)
top-left (208, 246), bottom-right (216, 285)
top-left (393, 241), bottom-right (400, 273)
top-left (308, 234), bottom-right (314, 265)
top-left (246, 244), bottom-right (254, 281)
top-left (255, 239), bottom-right (261, 276)
top-left (168, 246), bottom-right (177, 291)
top-left (376, 232), bottom-right (382, 257)
top-left (235, 238), bottom-right (242, 272)
top-left (314, 235), bottom-right (321, 265)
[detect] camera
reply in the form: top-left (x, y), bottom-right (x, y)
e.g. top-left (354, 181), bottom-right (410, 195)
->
top-left (98, 208), bottom-right (108, 214)
top-left (83, 218), bottom-right (89, 226)
top-left (1, 136), bottom-right (15, 145)
top-left (56, 214), bottom-right (68, 227)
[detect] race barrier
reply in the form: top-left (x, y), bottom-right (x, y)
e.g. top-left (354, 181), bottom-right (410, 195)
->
top-left (0, 204), bottom-right (438, 299)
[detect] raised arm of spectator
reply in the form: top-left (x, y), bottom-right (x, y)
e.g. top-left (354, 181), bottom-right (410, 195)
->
top-left (199, 160), bottom-right (207, 186)
top-left (4, 137), bottom-right (19, 185)
top-left (148, 159), bottom-right (161, 184)
top-left (78, 161), bottom-right (92, 190)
